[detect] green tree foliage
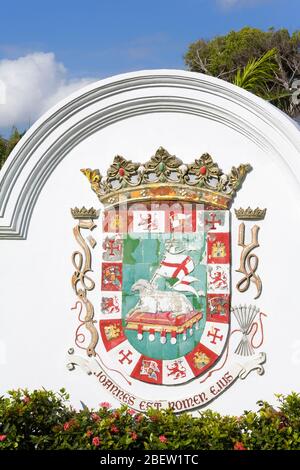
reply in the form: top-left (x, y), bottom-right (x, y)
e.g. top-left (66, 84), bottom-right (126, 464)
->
top-left (233, 48), bottom-right (278, 93)
top-left (184, 27), bottom-right (300, 116)
top-left (0, 127), bottom-right (24, 170)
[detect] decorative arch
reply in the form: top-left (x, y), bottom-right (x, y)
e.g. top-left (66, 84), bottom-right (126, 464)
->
top-left (0, 70), bottom-right (299, 239)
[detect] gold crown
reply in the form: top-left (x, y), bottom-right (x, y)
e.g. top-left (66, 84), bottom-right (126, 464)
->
top-left (234, 207), bottom-right (266, 220)
top-left (71, 206), bottom-right (100, 219)
top-left (81, 147), bottom-right (251, 209)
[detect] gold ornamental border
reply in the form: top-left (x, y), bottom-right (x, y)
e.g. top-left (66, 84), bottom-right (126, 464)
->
top-left (101, 184), bottom-right (232, 209)
top-left (71, 209), bottom-right (99, 357)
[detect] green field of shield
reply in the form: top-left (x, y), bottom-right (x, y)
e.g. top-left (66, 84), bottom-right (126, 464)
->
top-left (122, 232), bottom-right (207, 360)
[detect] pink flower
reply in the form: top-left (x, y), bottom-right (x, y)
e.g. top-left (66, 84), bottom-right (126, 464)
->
top-left (135, 414), bottom-right (143, 422)
top-left (91, 413), bottom-right (100, 422)
top-left (130, 432), bottom-right (138, 441)
top-left (86, 430), bottom-right (93, 437)
top-left (159, 435), bottom-right (168, 443)
top-left (0, 435), bottom-right (7, 442)
top-left (23, 396), bottom-right (30, 404)
top-left (234, 441), bottom-right (246, 451)
top-left (63, 419), bottom-right (76, 431)
top-left (92, 436), bottom-right (101, 447)
top-left (127, 409), bottom-right (135, 416)
top-left (63, 421), bottom-right (71, 431)
top-left (111, 425), bottom-right (119, 434)
top-left (150, 415), bottom-right (158, 422)
top-left (99, 402), bottom-right (111, 409)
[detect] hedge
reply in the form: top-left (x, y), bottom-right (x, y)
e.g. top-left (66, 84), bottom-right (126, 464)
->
top-left (0, 388), bottom-right (300, 450)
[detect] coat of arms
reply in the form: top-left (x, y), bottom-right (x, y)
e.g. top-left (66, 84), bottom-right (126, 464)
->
top-left (68, 148), bottom-right (267, 412)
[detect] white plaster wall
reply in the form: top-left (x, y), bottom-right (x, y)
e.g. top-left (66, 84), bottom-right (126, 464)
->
top-left (0, 71), bottom-right (299, 415)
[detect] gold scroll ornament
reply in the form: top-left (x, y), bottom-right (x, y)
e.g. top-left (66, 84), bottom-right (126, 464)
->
top-left (71, 212), bottom-right (99, 356)
top-left (236, 223), bottom-right (262, 299)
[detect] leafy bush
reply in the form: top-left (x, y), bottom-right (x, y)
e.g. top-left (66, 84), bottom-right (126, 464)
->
top-left (0, 388), bottom-right (72, 450)
top-left (0, 389), bottom-right (300, 450)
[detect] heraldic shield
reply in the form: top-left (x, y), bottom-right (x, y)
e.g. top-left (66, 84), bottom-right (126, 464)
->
top-left (75, 148), bottom-right (251, 390)
top-left (100, 202), bottom-right (230, 385)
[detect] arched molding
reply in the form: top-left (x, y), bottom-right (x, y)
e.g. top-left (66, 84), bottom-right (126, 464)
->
top-left (0, 70), bottom-right (299, 239)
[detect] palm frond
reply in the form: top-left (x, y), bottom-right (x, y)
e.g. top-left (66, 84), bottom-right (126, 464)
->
top-left (233, 48), bottom-right (279, 97)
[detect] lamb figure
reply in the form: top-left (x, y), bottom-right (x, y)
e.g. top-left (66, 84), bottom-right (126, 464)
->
top-left (129, 279), bottom-right (194, 317)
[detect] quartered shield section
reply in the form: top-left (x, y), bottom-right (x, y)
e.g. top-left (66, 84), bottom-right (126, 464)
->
top-left (99, 201), bottom-right (230, 385)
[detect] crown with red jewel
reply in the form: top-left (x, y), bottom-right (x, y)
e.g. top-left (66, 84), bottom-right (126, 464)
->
top-left (81, 147), bottom-right (251, 209)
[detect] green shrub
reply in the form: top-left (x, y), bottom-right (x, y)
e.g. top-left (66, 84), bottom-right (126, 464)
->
top-left (0, 389), bottom-right (300, 450)
top-left (0, 388), bottom-right (73, 450)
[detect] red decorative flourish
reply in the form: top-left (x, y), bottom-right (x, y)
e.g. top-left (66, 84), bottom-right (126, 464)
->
top-left (249, 312), bottom-right (267, 349)
top-left (199, 328), bottom-right (240, 384)
top-left (199, 311), bottom-right (267, 384)
top-left (71, 301), bottom-right (87, 350)
top-left (96, 352), bottom-right (132, 386)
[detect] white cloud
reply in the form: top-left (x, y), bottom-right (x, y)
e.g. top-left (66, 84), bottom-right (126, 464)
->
top-left (0, 52), bottom-right (95, 129)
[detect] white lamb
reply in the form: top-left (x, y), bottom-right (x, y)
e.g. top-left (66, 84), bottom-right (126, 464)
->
top-left (129, 279), bottom-right (194, 316)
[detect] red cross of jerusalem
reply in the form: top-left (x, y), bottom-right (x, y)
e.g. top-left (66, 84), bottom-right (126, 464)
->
top-left (161, 256), bottom-right (192, 278)
top-left (105, 238), bottom-right (121, 256)
top-left (205, 213), bottom-right (221, 230)
top-left (207, 327), bottom-right (223, 345)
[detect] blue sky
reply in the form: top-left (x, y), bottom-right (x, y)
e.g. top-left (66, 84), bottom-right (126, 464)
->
top-left (0, 0), bottom-right (299, 134)
top-left (1, 0), bottom-right (299, 76)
